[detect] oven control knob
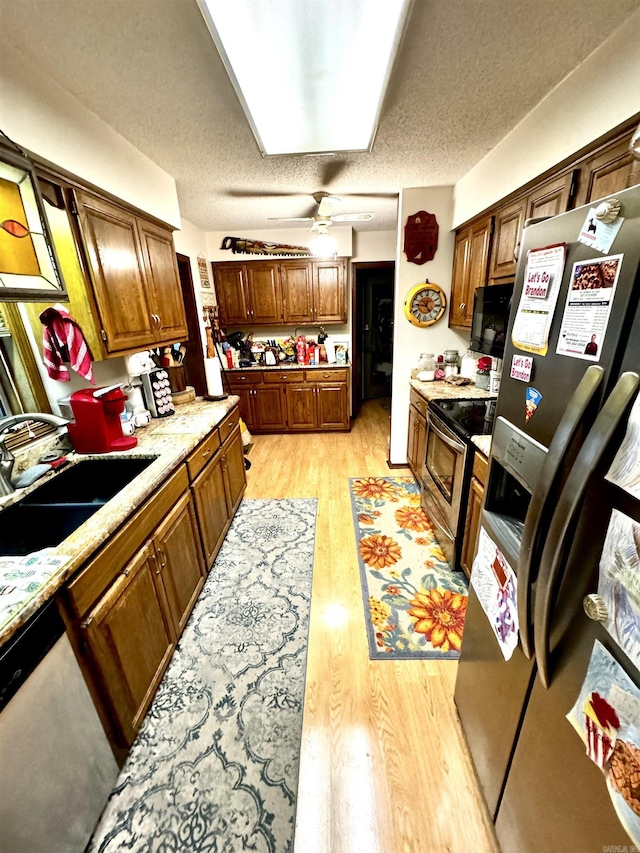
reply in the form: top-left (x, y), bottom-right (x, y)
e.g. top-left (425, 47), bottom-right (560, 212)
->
top-left (583, 594), bottom-right (608, 622)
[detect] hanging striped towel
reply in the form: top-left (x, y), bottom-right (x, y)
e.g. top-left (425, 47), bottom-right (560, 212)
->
top-left (40, 303), bottom-right (94, 383)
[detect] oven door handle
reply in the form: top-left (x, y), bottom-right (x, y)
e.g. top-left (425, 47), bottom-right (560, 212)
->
top-left (426, 410), bottom-right (466, 452)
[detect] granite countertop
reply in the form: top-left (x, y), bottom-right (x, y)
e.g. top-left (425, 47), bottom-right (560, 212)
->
top-left (409, 378), bottom-right (496, 402)
top-left (226, 362), bottom-right (349, 371)
top-left (0, 396), bottom-right (239, 646)
top-left (471, 434), bottom-right (492, 457)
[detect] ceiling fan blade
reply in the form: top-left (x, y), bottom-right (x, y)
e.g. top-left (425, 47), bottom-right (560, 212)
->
top-left (317, 195), bottom-right (339, 217)
top-left (226, 189), bottom-right (304, 199)
top-left (267, 216), bottom-right (314, 222)
top-left (332, 212), bottom-right (374, 222)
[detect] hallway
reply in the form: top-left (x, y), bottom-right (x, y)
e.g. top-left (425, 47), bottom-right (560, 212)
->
top-left (245, 401), bottom-right (498, 853)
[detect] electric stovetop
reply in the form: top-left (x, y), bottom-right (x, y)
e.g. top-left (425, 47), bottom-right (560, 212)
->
top-left (429, 397), bottom-right (497, 441)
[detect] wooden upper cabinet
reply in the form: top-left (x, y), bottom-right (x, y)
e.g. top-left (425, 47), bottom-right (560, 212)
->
top-left (450, 216), bottom-right (492, 329)
top-left (577, 136), bottom-right (640, 206)
top-left (73, 190), bottom-right (187, 355)
top-left (213, 263), bottom-right (248, 325)
top-left (138, 220), bottom-right (188, 342)
top-left (314, 259), bottom-right (347, 323)
top-left (525, 170), bottom-right (577, 220)
top-left (281, 260), bottom-right (314, 323)
top-left (450, 229), bottom-right (471, 328)
top-left (245, 262), bottom-right (283, 323)
top-left (73, 190), bottom-right (155, 353)
top-left (213, 257), bottom-right (347, 326)
top-left (489, 200), bottom-right (524, 281)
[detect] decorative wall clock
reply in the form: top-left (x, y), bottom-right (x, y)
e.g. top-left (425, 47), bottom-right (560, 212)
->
top-left (404, 281), bottom-right (446, 327)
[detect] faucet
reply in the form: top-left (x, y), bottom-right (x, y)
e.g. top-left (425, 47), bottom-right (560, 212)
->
top-left (0, 413), bottom-right (69, 497)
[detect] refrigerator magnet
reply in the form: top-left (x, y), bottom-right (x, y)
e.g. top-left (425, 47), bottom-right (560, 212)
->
top-left (511, 243), bottom-right (566, 356)
top-left (470, 527), bottom-right (519, 661)
top-left (510, 354), bottom-right (533, 382)
top-left (525, 387), bottom-right (542, 422)
top-left (577, 205), bottom-right (624, 254)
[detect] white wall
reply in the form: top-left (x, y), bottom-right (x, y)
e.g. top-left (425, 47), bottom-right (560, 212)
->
top-left (353, 230), bottom-right (396, 262)
top-left (389, 187), bottom-right (469, 464)
top-left (0, 44), bottom-right (181, 227)
top-left (454, 10), bottom-right (640, 226)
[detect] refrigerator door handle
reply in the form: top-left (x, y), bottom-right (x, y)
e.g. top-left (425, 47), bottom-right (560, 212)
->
top-left (517, 365), bottom-right (604, 658)
top-left (533, 371), bottom-right (640, 688)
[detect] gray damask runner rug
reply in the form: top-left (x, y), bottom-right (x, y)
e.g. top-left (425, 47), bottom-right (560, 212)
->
top-left (89, 498), bottom-right (317, 853)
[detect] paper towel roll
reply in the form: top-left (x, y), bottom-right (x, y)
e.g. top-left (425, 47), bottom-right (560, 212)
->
top-left (205, 358), bottom-right (223, 396)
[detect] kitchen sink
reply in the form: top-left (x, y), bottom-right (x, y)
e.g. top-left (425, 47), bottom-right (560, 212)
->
top-left (20, 457), bottom-right (156, 505)
top-left (0, 457), bottom-right (157, 556)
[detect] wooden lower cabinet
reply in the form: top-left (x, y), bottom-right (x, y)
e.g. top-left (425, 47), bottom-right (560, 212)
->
top-left (407, 403), bottom-right (427, 483)
top-left (460, 451), bottom-right (488, 579)
top-left (229, 368), bottom-right (350, 432)
top-left (82, 543), bottom-right (176, 746)
top-left (190, 421), bottom-right (247, 568)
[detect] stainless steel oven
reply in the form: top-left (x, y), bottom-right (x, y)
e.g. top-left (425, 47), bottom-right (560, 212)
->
top-left (420, 404), bottom-right (470, 568)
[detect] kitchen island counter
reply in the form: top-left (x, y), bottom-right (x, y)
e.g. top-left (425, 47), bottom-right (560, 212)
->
top-left (0, 396), bottom-right (239, 646)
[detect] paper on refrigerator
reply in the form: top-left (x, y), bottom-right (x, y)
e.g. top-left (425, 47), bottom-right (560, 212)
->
top-left (511, 243), bottom-right (566, 356)
top-left (470, 526), bottom-right (519, 660)
top-left (606, 392), bottom-right (640, 499)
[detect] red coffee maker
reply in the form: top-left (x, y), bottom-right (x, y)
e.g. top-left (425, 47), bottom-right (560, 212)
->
top-left (67, 385), bottom-right (138, 453)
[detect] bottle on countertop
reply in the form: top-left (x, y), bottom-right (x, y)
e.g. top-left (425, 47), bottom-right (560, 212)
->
top-left (434, 355), bottom-right (446, 380)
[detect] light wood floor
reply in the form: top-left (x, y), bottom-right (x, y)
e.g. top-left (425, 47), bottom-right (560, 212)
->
top-left (244, 400), bottom-right (499, 853)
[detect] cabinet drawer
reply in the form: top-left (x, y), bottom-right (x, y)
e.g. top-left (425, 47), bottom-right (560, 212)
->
top-left (186, 428), bottom-right (221, 481)
top-left (263, 370), bottom-right (304, 383)
top-left (307, 368), bottom-right (348, 382)
top-left (65, 465), bottom-right (189, 618)
top-left (409, 389), bottom-right (427, 417)
top-left (472, 450), bottom-right (488, 486)
top-left (227, 371), bottom-right (263, 385)
top-left (219, 407), bottom-right (241, 443)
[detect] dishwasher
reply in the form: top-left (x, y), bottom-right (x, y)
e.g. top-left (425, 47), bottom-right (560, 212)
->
top-left (0, 599), bottom-right (119, 853)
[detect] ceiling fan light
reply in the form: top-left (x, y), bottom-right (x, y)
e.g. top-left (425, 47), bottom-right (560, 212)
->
top-left (309, 232), bottom-right (338, 258)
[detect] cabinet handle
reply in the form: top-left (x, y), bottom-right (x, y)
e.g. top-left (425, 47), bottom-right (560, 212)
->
top-left (157, 546), bottom-right (167, 569)
top-left (202, 448), bottom-right (211, 459)
top-left (81, 616), bottom-right (93, 629)
top-left (122, 566), bottom-right (131, 577)
top-left (240, 376), bottom-right (246, 381)
top-left (157, 313), bottom-right (162, 327)
top-left (460, 302), bottom-right (466, 310)
top-left (150, 552), bottom-right (161, 575)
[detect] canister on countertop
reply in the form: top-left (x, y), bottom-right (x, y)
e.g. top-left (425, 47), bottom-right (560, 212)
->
top-left (416, 353), bottom-right (436, 381)
top-left (444, 349), bottom-right (459, 377)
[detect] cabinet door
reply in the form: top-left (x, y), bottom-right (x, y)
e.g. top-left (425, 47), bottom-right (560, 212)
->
top-left (460, 475), bottom-right (484, 580)
top-left (407, 406), bottom-right (419, 472)
top-left (214, 263), bottom-right (248, 325)
top-left (281, 260), bottom-right (314, 323)
top-left (579, 136), bottom-right (640, 205)
top-left (138, 220), bottom-right (188, 343)
top-left (286, 385), bottom-right (317, 429)
top-left (449, 229), bottom-right (471, 327)
top-left (227, 384), bottom-right (256, 431)
top-left (222, 424), bottom-right (246, 516)
top-left (192, 448), bottom-right (229, 568)
top-left (313, 260), bottom-right (346, 323)
top-left (73, 190), bottom-right (156, 353)
top-left (154, 492), bottom-right (206, 636)
top-left (490, 200), bottom-right (525, 281)
top-left (526, 171), bottom-right (576, 220)
top-left (467, 217), bottom-right (493, 320)
top-left (316, 383), bottom-right (349, 429)
top-left (83, 543), bottom-right (175, 745)
top-left (415, 409), bottom-right (427, 483)
top-left (254, 384), bottom-right (286, 430)
top-left (246, 262), bottom-right (283, 323)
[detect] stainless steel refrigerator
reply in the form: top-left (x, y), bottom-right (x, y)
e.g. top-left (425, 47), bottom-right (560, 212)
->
top-left (455, 183), bottom-right (640, 850)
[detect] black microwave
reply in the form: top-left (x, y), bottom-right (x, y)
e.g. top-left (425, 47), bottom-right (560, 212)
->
top-left (470, 283), bottom-right (514, 359)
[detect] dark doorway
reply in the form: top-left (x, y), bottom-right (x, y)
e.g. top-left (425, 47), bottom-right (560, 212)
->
top-left (176, 253), bottom-right (207, 396)
top-left (352, 262), bottom-right (395, 413)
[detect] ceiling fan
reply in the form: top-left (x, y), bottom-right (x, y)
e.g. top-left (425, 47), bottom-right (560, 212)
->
top-left (267, 192), bottom-right (375, 232)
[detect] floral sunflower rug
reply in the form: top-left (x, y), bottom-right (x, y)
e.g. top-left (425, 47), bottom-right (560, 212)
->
top-left (350, 477), bottom-right (468, 660)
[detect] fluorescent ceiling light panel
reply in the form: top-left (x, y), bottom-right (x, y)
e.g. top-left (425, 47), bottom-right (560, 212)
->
top-left (197, 0), bottom-right (410, 155)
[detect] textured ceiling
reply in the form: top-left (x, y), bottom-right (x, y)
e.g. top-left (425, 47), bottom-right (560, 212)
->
top-left (2, 0), bottom-right (639, 232)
